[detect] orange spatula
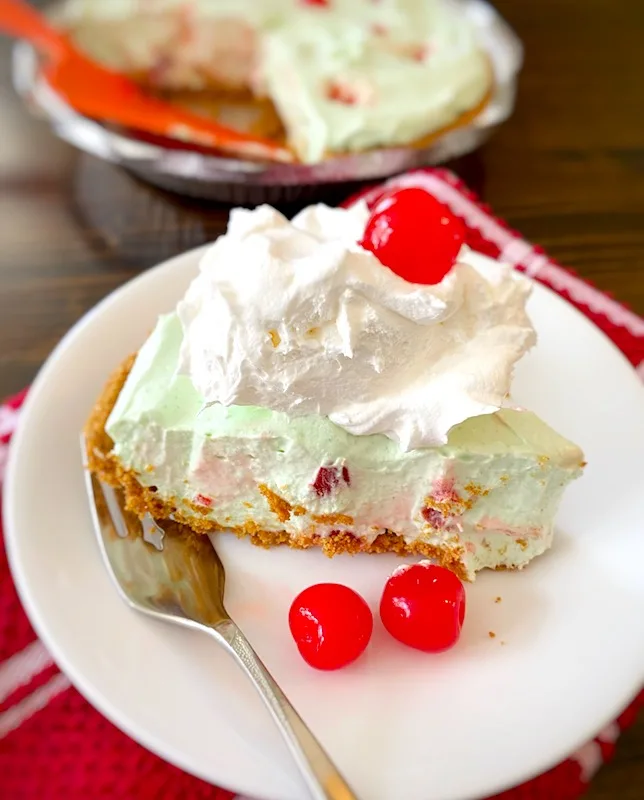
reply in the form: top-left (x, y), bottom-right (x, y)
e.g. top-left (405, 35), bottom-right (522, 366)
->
top-left (1, 0), bottom-right (294, 163)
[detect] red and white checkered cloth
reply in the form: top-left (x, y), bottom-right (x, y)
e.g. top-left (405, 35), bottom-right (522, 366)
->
top-left (1, 168), bottom-right (643, 800)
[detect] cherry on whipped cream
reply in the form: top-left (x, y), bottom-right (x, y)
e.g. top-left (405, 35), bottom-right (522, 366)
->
top-left (289, 583), bottom-right (373, 670)
top-left (379, 562), bottom-right (466, 652)
top-left (360, 187), bottom-right (465, 285)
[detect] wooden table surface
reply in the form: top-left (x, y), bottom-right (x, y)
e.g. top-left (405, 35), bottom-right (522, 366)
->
top-left (1, 1), bottom-right (643, 797)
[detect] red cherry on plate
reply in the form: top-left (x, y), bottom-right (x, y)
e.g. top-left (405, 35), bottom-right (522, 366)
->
top-left (379, 562), bottom-right (466, 652)
top-left (289, 583), bottom-right (373, 670)
top-left (360, 187), bottom-right (465, 285)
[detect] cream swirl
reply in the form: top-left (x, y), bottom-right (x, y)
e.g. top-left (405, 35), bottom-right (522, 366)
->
top-left (177, 202), bottom-right (536, 450)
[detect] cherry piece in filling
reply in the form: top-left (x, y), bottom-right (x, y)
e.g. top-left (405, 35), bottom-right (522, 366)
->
top-left (360, 187), bottom-right (465, 285)
top-left (289, 583), bottom-right (373, 670)
top-left (379, 562), bottom-right (466, 652)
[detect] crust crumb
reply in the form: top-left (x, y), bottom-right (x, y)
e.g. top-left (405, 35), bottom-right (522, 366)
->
top-left (312, 513), bottom-right (354, 526)
top-left (258, 484), bottom-right (292, 523)
top-left (464, 482), bottom-right (489, 497)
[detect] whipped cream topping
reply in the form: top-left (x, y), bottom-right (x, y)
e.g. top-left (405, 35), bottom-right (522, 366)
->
top-left (177, 203), bottom-right (536, 451)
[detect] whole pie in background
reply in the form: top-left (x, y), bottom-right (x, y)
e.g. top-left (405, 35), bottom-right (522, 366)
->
top-left (57, 0), bottom-right (494, 163)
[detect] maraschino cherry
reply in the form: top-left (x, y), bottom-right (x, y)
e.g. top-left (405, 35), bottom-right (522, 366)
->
top-left (361, 187), bottom-right (465, 285)
top-left (289, 583), bottom-right (373, 670)
top-left (379, 562), bottom-right (466, 652)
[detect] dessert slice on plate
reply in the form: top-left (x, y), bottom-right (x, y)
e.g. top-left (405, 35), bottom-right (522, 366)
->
top-left (58, 0), bottom-right (493, 163)
top-left (85, 193), bottom-right (584, 581)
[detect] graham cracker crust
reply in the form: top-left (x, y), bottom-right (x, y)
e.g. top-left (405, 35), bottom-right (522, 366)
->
top-left (84, 358), bottom-right (470, 581)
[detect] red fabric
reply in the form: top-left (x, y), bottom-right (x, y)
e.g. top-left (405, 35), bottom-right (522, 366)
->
top-left (1, 168), bottom-right (643, 800)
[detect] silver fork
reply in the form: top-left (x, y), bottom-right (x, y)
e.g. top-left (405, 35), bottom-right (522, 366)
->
top-left (84, 466), bottom-right (359, 800)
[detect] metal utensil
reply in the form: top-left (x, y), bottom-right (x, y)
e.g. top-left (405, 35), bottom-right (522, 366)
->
top-left (1, 0), bottom-right (292, 163)
top-left (84, 467), bottom-right (358, 800)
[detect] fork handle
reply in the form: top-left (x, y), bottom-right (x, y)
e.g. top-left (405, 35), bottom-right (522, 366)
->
top-left (0, 0), bottom-right (67, 58)
top-left (212, 620), bottom-right (359, 800)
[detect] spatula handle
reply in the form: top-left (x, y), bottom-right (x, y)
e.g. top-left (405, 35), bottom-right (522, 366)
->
top-left (0, 0), bottom-right (68, 58)
top-left (213, 619), bottom-right (360, 800)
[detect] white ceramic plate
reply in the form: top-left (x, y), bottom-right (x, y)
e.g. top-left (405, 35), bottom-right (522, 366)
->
top-left (5, 249), bottom-right (644, 800)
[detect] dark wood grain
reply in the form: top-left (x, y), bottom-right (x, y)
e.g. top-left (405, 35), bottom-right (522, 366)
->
top-left (0, 2), bottom-right (643, 796)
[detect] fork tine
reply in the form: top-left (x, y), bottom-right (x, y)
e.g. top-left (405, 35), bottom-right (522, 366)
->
top-left (83, 439), bottom-right (230, 628)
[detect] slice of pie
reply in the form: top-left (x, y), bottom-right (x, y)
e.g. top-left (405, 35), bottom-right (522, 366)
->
top-left (85, 198), bottom-right (584, 581)
top-left (57, 0), bottom-right (494, 163)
